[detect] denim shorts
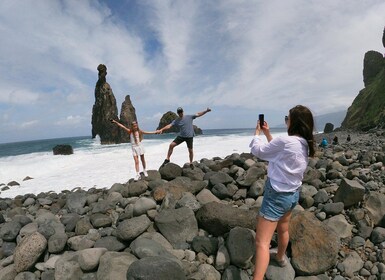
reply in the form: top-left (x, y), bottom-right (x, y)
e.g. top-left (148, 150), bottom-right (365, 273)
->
top-left (259, 178), bottom-right (299, 222)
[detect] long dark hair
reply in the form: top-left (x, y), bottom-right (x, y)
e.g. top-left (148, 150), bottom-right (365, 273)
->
top-left (130, 121), bottom-right (143, 143)
top-left (287, 105), bottom-right (315, 157)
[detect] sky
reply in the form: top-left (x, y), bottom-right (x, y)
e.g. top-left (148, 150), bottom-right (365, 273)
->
top-left (0, 0), bottom-right (384, 144)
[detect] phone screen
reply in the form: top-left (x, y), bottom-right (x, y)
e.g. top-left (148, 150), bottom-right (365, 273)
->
top-left (259, 114), bottom-right (264, 127)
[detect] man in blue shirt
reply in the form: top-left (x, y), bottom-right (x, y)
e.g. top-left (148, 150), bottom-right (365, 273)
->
top-left (159, 107), bottom-right (211, 168)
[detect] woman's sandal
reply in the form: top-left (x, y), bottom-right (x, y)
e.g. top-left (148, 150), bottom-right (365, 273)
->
top-left (271, 253), bottom-right (288, 267)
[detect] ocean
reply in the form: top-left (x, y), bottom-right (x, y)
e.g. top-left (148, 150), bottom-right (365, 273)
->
top-left (0, 128), bottom-right (287, 198)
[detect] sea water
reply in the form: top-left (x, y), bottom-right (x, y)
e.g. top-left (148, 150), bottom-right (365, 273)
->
top-left (0, 128), bottom-right (287, 198)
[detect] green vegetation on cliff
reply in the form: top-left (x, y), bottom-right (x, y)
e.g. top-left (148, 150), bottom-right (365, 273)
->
top-left (341, 51), bottom-right (385, 131)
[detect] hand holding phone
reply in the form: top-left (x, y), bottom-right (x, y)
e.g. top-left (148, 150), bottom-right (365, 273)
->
top-left (258, 114), bottom-right (264, 128)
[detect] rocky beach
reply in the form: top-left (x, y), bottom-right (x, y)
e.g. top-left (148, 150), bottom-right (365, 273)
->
top-left (0, 129), bottom-right (384, 280)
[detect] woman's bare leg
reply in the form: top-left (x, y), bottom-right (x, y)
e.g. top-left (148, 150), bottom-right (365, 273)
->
top-left (133, 155), bottom-right (139, 173)
top-left (253, 216), bottom-right (278, 280)
top-left (276, 211), bottom-right (292, 261)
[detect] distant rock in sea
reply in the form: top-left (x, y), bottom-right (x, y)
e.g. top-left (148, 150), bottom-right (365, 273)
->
top-left (52, 144), bottom-right (73, 155)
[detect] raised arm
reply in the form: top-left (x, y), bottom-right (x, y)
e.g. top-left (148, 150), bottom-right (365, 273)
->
top-left (255, 120), bottom-right (273, 142)
top-left (111, 120), bottom-right (131, 133)
top-left (196, 107), bottom-right (211, 118)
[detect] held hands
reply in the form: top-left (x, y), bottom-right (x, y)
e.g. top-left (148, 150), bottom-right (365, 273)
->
top-left (206, 107), bottom-right (211, 113)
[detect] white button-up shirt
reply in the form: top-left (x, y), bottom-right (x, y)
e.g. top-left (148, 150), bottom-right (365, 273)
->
top-left (249, 135), bottom-right (309, 192)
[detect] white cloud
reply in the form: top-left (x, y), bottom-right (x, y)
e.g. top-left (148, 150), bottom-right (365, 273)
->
top-left (1, 0), bottom-right (385, 142)
top-left (20, 120), bottom-right (39, 128)
top-left (55, 115), bottom-right (85, 126)
top-left (0, 88), bottom-right (40, 105)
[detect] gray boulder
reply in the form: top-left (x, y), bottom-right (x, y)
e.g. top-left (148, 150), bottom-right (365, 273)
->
top-left (323, 214), bottom-right (353, 239)
top-left (364, 192), bottom-right (385, 226)
top-left (123, 181), bottom-right (148, 197)
top-left (370, 227), bottom-right (385, 244)
top-left (191, 236), bottom-right (218, 256)
top-left (226, 227), bottom-right (255, 269)
top-left (222, 265), bottom-right (250, 280)
top-left (159, 162), bottom-right (183, 180)
top-left (94, 236), bottom-right (127, 251)
top-left (78, 248), bottom-right (108, 271)
top-left (126, 256), bottom-right (186, 280)
top-left (209, 171), bottom-right (234, 186)
top-left (66, 192), bottom-right (87, 214)
top-left (97, 251), bottom-right (137, 280)
top-left (129, 238), bottom-right (178, 261)
top-left (116, 215), bottom-right (151, 241)
top-left (154, 207), bottom-right (198, 249)
top-left (196, 202), bottom-right (257, 236)
top-left (0, 221), bottom-right (22, 241)
top-left (289, 211), bottom-right (339, 275)
top-left (48, 232), bottom-right (68, 253)
top-left (54, 252), bottom-right (83, 280)
top-left (14, 232), bottom-right (47, 273)
top-left (333, 178), bottom-right (365, 207)
top-left (236, 166), bottom-right (266, 187)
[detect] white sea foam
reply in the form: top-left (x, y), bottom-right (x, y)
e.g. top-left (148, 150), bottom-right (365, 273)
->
top-left (0, 132), bottom-right (287, 198)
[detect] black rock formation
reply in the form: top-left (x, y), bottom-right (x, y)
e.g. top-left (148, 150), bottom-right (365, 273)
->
top-left (119, 95), bottom-right (137, 143)
top-left (323, 123), bottom-right (334, 133)
top-left (362, 51), bottom-right (383, 87)
top-left (52, 144), bottom-right (73, 155)
top-left (91, 64), bottom-right (120, 144)
top-left (157, 111), bottom-right (179, 133)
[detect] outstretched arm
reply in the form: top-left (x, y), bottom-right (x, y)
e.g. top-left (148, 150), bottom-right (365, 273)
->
top-left (111, 120), bottom-right (131, 133)
top-left (158, 123), bottom-right (173, 134)
top-left (195, 107), bottom-right (211, 118)
top-left (141, 129), bottom-right (159, 135)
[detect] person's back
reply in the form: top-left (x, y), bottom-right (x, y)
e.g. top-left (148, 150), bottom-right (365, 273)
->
top-left (172, 115), bottom-right (196, 138)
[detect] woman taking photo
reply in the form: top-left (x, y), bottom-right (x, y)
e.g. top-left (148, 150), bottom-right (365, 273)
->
top-left (249, 105), bottom-right (315, 279)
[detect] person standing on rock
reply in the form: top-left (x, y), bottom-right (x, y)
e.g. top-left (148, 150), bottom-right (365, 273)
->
top-left (249, 105), bottom-right (315, 280)
top-left (158, 107), bottom-right (211, 168)
top-left (111, 119), bottom-right (158, 181)
top-left (347, 134), bottom-right (351, 142)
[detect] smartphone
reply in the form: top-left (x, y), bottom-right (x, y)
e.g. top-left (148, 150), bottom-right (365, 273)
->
top-left (259, 114), bottom-right (264, 127)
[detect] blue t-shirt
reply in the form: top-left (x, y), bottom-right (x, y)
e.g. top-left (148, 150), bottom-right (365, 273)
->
top-left (171, 115), bottom-right (197, 138)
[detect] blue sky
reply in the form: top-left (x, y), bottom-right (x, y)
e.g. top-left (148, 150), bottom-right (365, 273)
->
top-left (0, 0), bottom-right (384, 143)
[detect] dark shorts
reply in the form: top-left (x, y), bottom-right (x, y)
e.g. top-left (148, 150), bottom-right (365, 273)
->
top-left (173, 136), bottom-right (193, 149)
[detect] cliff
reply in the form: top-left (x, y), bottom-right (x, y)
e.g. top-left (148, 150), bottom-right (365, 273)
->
top-left (341, 50), bottom-right (385, 131)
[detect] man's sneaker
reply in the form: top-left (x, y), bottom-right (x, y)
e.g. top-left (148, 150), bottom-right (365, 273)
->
top-left (189, 163), bottom-right (194, 170)
top-left (134, 174), bottom-right (141, 181)
top-left (143, 170), bottom-right (148, 177)
top-left (160, 159), bottom-right (170, 168)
